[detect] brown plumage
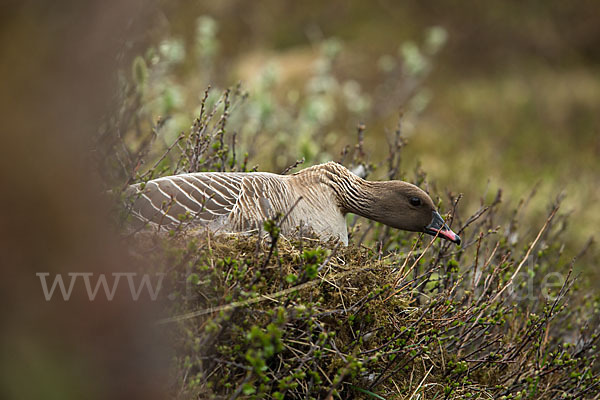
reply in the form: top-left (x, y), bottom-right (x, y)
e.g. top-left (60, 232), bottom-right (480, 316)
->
top-left (125, 162), bottom-right (460, 245)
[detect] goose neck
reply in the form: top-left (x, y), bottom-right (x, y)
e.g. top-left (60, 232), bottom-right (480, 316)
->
top-left (327, 172), bottom-right (377, 217)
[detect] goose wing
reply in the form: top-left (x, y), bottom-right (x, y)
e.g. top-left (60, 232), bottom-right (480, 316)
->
top-left (126, 173), bottom-right (244, 229)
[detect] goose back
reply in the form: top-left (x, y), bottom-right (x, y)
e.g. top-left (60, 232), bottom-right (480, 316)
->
top-left (126, 165), bottom-right (348, 243)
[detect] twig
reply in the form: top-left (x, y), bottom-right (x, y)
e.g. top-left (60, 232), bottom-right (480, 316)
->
top-left (156, 263), bottom-right (376, 324)
top-left (490, 206), bottom-right (558, 303)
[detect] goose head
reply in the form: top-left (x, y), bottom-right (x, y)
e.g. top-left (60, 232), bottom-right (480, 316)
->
top-left (361, 181), bottom-right (461, 245)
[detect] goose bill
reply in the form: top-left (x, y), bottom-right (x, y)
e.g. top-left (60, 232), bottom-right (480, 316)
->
top-left (425, 211), bottom-right (461, 245)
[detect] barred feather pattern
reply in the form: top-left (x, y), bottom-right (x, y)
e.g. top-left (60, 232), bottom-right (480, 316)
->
top-left (126, 162), bottom-right (354, 244)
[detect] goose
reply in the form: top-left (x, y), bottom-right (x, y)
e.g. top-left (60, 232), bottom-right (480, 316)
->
top-left (125, 161), bottom-right (460, 246)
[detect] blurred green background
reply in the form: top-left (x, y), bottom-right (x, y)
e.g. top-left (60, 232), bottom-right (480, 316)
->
top-left (133, 0), bottom-right (599, 271)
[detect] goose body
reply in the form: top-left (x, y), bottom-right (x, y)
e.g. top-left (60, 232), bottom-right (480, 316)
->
top-left (126, 162), bottom-right (460, 245)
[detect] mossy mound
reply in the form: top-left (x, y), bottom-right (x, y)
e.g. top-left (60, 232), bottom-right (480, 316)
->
top-left (129, 221), bottom-right (599, 399)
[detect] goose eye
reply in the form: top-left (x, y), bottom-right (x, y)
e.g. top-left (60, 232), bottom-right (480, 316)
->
top-left (409, 197), bottom-right (422, 207)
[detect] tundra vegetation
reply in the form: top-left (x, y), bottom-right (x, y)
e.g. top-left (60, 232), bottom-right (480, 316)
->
top-left (100, 15), bottom-right (600, 400)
